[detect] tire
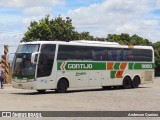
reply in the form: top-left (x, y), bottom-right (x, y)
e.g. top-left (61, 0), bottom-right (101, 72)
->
top-left (123, 76), bottom-right (131, 89)
top-left (55, 79), bottom-right (68, 93)
top-left (37, 90), bottom-right (46, 93)
top-left (131, 76), bottom-right (140, 88)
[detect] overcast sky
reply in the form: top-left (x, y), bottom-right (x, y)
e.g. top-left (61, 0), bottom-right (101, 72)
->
top-left (0, 0), bottom-right (160, 55)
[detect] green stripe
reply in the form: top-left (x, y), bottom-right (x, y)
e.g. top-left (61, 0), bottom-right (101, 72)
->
top-left (114, 63), bottom-right (120, 70)
top-left (129, 63), bottom-right (154, 70)
top-left (111, 71), bottom-right (116, 78)
top-left (57, 62), bottom-right (154, 71)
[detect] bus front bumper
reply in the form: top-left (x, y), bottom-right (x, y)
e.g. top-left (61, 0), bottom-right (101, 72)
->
top-left (12, 80), bottom-right (37, 90)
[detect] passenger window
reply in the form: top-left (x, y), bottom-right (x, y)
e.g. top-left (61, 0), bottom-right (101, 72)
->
top-left (122, 49), bottom-right (133, 61)
top-left (108, 49), bottom-right (120, 61)
top-left (57, 45), bottom-right (93, 61)
top-left (115, 49), bottom-right (122, 61)
top-left (108, 50), bottom-right (114, 60)
top-left (92, 47), bottom-right (108, 61)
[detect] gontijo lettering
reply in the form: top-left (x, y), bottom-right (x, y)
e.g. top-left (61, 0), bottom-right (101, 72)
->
top-left (68, 64), bottom-right (93, 69)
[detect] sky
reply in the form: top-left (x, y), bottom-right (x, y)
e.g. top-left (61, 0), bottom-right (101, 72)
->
top-left (0, 0), bottom-right (160, 55)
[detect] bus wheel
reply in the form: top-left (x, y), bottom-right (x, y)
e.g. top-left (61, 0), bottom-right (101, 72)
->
top-left (55, 79), bottom-right (68, 93)
top-left (123, 76), bottom-right (131, 89)
top-left (37, 90), bottom-right (46, 93)
top-left (131, 76), bottom-right (140, 88)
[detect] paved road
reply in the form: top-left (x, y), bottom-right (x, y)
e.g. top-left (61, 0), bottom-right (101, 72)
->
top-left (0, 77), bottom-right (160, 120)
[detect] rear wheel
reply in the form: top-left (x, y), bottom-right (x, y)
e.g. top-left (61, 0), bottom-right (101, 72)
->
top-left (131, 76), bottom-right (140, 88)
top-left (123, 76), bottom-right (131, 89)
top-left (55, 79), bottom-right (68, 93)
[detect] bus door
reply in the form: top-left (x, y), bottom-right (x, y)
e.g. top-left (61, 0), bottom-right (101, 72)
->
top-left (36, 44), bottom-right (56, 89)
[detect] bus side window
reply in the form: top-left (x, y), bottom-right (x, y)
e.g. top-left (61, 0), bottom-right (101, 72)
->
top-left (100, 50), bottom-right (108, 61)
top-left (127, 50), bottom-right (133, 61)
top-left (116, 50), bottom-right (121, 61)
top-left (108, 51), bottom-right (114, 60)
top-left (122, 51), bottom-right (128, 61)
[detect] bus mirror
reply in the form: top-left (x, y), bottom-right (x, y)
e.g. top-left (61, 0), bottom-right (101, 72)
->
top-left (31, 52), bottom-right (40, 64)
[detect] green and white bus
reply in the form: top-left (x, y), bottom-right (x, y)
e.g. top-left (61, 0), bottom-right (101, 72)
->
top-left (11, 40), bottom-right (154, 93)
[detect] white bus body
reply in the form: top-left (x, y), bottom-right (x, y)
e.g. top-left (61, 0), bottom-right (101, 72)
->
top-left (12, 40), bottom-right (154, 93)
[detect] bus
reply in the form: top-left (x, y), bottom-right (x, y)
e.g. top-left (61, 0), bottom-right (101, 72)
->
top-left (11, 40), bottom-right (154, 93)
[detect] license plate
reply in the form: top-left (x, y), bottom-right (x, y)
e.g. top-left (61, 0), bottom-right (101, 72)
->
top-left (18, 84), bottom-right (22, 87)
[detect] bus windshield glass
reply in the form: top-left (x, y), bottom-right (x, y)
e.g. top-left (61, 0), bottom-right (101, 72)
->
top-left (13, 44), bottom-right (39, 78)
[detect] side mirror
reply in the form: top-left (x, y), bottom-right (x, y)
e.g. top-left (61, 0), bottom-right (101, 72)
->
top-left (31, 52), bottom-right (40, 64)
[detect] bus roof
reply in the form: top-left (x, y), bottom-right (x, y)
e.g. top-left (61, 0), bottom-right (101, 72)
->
top-left (19, 40), bottom-right (153, 50)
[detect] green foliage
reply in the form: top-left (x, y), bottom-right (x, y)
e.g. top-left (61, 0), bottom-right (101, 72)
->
top-left (153, 42), bottom-right (160, 76)
top-left (23, 15), bottom-right (93, 42)
top-left (153, 42), bottom-right (160, 64)
top-left (106, 33), bottom-right (151, 45)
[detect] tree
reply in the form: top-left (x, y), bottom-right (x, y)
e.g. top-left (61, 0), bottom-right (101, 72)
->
top-left (106, 33), bottom-right (152, 45)
top-left (130, 34), bottom-right (151, 45)
top-left (78, 32), bottom-right (94, 40)
top-left (106, 34), bottom-right (123, 44)
top-left (152, 42), bottom-right (160, 76)
top-left (22, 15), bottom-right (93, 42)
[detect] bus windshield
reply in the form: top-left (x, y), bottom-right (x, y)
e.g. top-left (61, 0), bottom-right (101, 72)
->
top-left (13, 44), bottom-right (39, 78)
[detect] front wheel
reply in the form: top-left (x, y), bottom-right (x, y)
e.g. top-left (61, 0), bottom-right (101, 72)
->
top-left (55, 79), bottom-right (68, 93)
top-left (123, 76), bottom-right (131, 89)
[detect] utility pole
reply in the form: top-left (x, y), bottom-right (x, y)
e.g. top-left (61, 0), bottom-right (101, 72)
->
top-left (1, 45), bottom-right (9, 83)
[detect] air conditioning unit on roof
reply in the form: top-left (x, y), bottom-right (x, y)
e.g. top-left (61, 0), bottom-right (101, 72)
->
top-left (70, 40), bottom-right (119, 45)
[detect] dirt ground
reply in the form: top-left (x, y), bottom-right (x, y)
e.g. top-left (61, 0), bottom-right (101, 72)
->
top-left (0, 77), bottom-right (160, 120)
